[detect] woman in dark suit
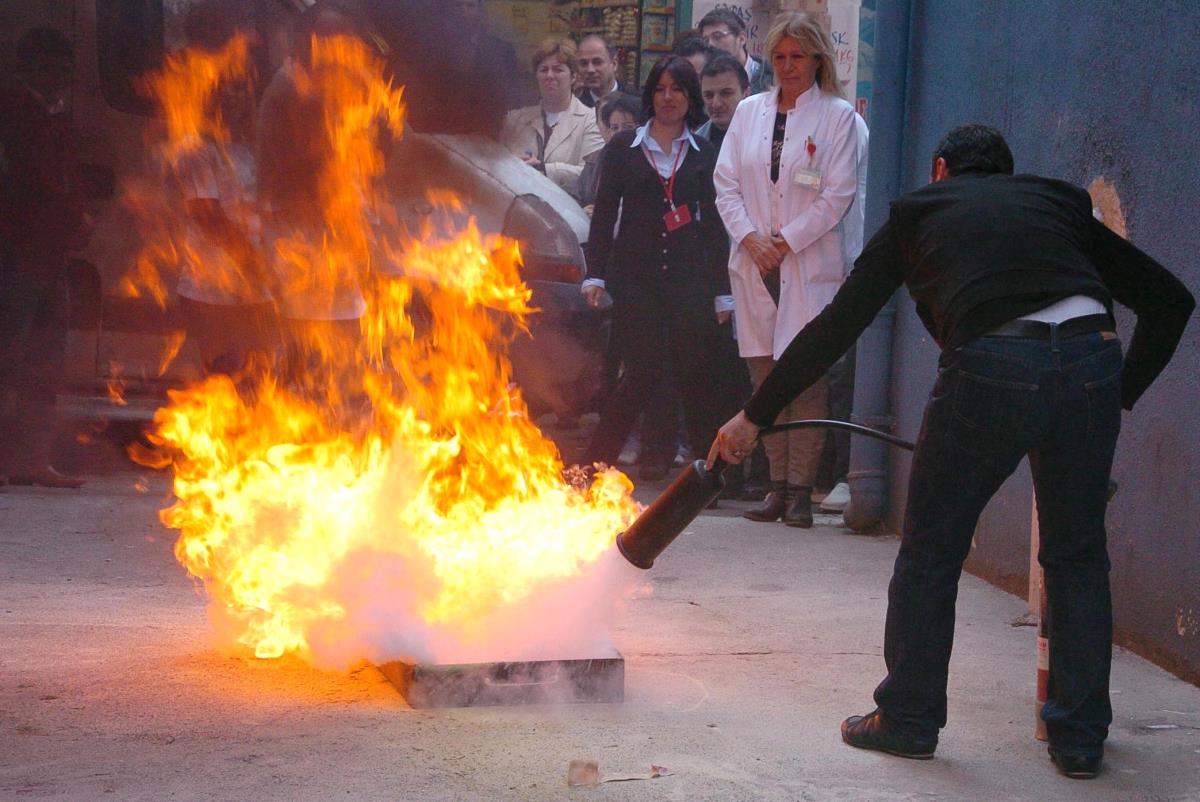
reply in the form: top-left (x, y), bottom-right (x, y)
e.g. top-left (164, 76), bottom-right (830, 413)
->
top-left (579, 56), bottom-right (735, 471)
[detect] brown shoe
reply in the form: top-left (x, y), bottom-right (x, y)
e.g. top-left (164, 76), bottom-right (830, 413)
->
top-left (783, 486), bottom-right (813, 528)
top-left (743, 483), bottom-right (788, 522)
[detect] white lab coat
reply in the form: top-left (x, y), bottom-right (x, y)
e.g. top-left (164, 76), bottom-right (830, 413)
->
top-left (715, 84), bottom-right (860, 359)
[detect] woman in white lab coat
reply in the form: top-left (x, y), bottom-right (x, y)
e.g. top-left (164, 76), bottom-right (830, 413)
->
top-left (714, 12), bottom-right (860, 527)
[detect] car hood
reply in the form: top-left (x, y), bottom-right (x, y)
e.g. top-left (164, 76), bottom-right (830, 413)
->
top-left (419, 132), bottom-right (592, 244)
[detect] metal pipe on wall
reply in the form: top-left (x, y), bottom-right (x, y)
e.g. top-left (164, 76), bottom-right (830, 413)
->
top-left (843, 0), bottom-right (914, 532)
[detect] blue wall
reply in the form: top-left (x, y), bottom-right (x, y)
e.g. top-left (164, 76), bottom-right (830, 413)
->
top-left (870, 0), bottom-right (1200, 682)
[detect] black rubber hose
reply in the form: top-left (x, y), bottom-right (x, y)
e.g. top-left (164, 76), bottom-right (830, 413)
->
top-left (757, 419), bottom-right (915, 452)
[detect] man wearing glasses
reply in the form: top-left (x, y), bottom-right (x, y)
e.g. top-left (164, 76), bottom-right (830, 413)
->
top-left (697, 9), bottom-right (773, 94)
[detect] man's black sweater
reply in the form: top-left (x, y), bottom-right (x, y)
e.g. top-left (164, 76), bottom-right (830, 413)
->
top-left (745, 172), bottom-right (1195, 426)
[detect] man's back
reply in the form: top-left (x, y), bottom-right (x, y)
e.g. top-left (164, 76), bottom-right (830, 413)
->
top-left (890, 173), bottom-right (1112, 347)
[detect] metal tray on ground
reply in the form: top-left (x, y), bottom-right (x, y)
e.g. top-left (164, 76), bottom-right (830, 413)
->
top-left (376, 650), bottom-right (624, 708)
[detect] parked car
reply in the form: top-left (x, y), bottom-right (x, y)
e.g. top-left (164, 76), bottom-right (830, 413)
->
top-left (0, 0), bottom-right (609, 424)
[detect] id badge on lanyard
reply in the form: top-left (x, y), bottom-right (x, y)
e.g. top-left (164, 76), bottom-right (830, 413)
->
top-left (643, 143), bottom-right (692, 232)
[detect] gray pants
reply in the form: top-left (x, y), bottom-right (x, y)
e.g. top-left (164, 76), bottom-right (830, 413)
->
top-left (746, 356), bottom-right (828, 487)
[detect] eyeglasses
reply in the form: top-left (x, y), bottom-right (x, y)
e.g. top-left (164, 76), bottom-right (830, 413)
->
top-left (703, 29), bottom-right (733, 44)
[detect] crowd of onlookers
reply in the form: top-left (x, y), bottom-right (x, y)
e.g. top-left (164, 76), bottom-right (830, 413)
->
top-left (493, 8), bottom-right (868, 524)
top-left (1, 1), bottom-right (867, 525)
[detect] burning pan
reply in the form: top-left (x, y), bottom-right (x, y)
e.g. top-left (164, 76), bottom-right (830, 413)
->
top-left (377, 650), bottom-right (624, 708)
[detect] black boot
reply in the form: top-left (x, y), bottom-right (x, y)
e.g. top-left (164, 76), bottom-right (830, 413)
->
top-left (743, 482), bottom-right (789, 522)
top-left (783, 485), bottom-right (813, 528)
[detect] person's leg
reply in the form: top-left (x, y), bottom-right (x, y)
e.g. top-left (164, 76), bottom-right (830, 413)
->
top-left (743, 356), bottom-right (789, 521)
top-left (668, 297), bottom-right (727, 472)
top-left (870, 340), bottom-right (1042, 739)
top-left (1030, 333), bottom-right (1123, 763)
top-left (782, 376), bottom-right (829, 527)
top-left (636, 367), bottom-right (681, 479)
top-left (7, 271), bottom-right (80, 486)
top-left (584, 302), bottom-right (663, 467)
top-left (0, 245), bottom-right (60, 468)
top-left (829, 351), bottom-right (856, 485)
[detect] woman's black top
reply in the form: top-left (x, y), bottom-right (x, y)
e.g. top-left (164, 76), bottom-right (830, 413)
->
top-left (585, 128), bottom-right (731, 301)
top-left (770, 112), bottom-right (787, 184)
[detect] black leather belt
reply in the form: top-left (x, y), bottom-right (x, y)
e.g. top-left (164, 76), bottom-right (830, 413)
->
top-left (985, 313), bottom-right (1113, 339)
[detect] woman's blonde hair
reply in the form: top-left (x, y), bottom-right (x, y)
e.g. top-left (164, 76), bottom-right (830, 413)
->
top-left (763, 12), bottom-right (843, 99)
top-left (531, 38), bottom-right (578, 75)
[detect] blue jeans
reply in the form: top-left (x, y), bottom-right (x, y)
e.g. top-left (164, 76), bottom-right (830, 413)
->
top-left (874, 329), bottom-right (1122, 757)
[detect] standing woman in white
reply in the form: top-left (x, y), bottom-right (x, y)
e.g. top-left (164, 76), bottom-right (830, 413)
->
top-left (714, 12), bottom-right (860, 527)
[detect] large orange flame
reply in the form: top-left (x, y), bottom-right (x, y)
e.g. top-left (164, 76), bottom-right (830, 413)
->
top-left (130, 35), bottom-right (640, 666)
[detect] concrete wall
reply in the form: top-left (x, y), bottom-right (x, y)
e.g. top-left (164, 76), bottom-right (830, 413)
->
top-left (869, 0), bottom-right (1200, 683)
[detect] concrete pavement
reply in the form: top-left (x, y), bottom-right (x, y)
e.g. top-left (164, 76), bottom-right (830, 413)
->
top-left (2, 471), bottom-right (1199, 801)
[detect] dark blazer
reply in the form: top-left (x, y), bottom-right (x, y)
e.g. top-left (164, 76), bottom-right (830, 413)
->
top-left (577, 81), bottom-right (627, 109)
top-left (586, 128), bottom-right (731, 301)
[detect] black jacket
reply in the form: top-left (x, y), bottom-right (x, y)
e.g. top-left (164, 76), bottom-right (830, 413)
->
top-left (585, 128), bottom-right (731, 300)
top-left (745, 172), bottom-right (1195, 424)
top-left (577, 81), bottom-right (627, 109)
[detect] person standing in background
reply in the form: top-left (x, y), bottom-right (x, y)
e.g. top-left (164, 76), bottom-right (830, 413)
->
top-left (815, 109), bottom-right (868, 515)
top-left (579, 57), bottom-right (733, 477)
top-left (575, 34), bottom-right (625, 109)
top-left (714, 12), bottom-right (860, 527)
top-left (578, 92), bottom-right (643, 212)
top-left (173, 0), bottom-right (277, 382)
top-left (0, 28), bottom-right (87, 488)
top-left (697, 55), bottom-right (750, 152)
top-left (697, 9), bottom-right (773, 95)
top-left (500, 39), bottom-right (604, 194)
top-left (674, 37), bottom-right (719, 82)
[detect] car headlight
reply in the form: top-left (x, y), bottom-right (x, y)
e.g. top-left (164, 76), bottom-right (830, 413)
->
top-left (501, 194), bottom-right (586, 284)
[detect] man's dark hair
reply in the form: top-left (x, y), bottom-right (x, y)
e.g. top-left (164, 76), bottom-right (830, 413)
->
top-left (932, 124), bottom-right (1014, 177)
top-left (579, 33), bottom-right (617, 59)
top-left (701, 53), bottom-right (749, 91)
top-left (599, 92), bottom-right (643, 127)
top-left (674, 36), bottom-right (716, 62)
top-left (16, 27), bottom-right (73, 67)
top-left (697, 9), bottom-right (747, 37)
top-left (641, 55), bottom-right (706, 130)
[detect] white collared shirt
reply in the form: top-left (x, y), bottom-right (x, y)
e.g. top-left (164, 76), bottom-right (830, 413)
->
top-left (588, 79), bottom-right (620, 106)
top-left (630, 122), bottom-right (701, 178)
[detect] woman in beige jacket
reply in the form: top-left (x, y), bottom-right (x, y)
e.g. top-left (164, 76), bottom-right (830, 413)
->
top-left (499, 38), bottom-right (604, 194)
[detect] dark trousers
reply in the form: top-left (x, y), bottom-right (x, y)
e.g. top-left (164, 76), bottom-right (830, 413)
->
top-left (0, 245), bottom-right (69, 469)
top-left (874, 330), bottom-right (1121, 757)
top-left (586, 282), bottom-right (732, 468)
top-left (816, 351), bottom-right (856, 490)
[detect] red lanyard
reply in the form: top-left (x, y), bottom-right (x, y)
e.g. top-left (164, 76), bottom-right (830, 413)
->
top-left (641, 140), bottom-right (687, 210)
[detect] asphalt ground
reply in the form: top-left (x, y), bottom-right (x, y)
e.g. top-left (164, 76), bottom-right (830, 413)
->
top-left (2, 433), bottom-right (1199, 801)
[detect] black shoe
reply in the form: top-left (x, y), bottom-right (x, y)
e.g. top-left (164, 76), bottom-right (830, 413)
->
top-left (841, 710), bottom-right (936, 759)
top-left (743, 484), bottom-right (788, 522)
top-left (783, 485), bottom-right (813, 528)
top-left (1048, 746), bottom-right (1102, 779)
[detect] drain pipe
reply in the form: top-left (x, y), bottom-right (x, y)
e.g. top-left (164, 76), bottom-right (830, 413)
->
top-left (843, 0), bottom-right (915, 532)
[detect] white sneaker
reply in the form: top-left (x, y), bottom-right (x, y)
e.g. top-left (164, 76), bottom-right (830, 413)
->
top-left (819, 481), bottom-right (851, 513)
